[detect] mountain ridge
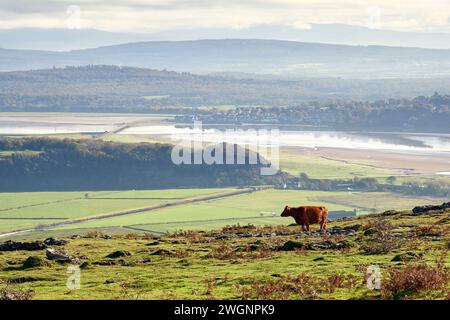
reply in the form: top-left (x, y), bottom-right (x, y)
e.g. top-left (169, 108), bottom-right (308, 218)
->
top-left (1, 39), bottom-right (450, 78)
top-left (3, 24), bottom-right (450, 51)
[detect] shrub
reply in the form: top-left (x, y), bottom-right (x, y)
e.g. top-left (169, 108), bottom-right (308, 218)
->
top-left (173, 249), bottom-right (190, 259)
top-left (363, 218), bottom-right (394, 233)
top-left (239, 273), bottom-right (359, 299)
top-left (207, 241), bottom-right (272, 260)
top-left (360, 219), bottom-right (400, 254)
top-left (381, 262), bottom-right (450, 299)
top-left (415, 224), bottom-right (448, 237)
top-left (204, 278), bottom-right (217, 299)
top-left (115, 282), bottom-right (145, 300)
top-left (168, 230), bottom-right (207, 244)
top-left (360, 232), bottom-right (400, 254)
top-left (0, 280), bottom-right (34, 300)
top-left (320, 274), bottom-right (359, 294)
top-left (220, 224), bottom-right (291, 235)
top-left (124, 233), bottom-right (140, 239)
top-left (244, 280), bottom-right (293, 299)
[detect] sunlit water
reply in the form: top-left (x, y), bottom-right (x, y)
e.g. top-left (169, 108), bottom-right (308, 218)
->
top-left (120, 125), bottom-right (450, 154)
top-left (1, 119), bottom-right (450, 153)
top-left (0, 124), bottom-right (115, 135)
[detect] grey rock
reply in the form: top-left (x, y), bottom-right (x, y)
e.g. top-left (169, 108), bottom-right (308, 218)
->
top-left (45, 248), bottom-right (79, 263)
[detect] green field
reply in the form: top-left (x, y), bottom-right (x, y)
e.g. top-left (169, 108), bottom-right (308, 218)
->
top-left (52, 189), bottom-right (447, 234)
top-left (279, 147), bottom-right (400, 179)
top-left (0, 189), bottom-right (239, 234)
top-left (102, 133), bottom-right (173, 144)
top-left (2, 187), bottom-right (446, 238)
top-left (313, 192), bottom-right (446, 212)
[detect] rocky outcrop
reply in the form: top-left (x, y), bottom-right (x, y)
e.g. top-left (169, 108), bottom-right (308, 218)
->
top-left (0, 240), bottom-right (46, 252)
top-left (106, 250), bottom-right (131, 258)
top-left (278, 239), bottom-right (354, 251)
top-left (0, 238), bottom-right (68, 252)
top-left (43, 238), bottom-right (68, 246)
top-left (391, 252), bottom-right (424, 262)
top-left (208, 224), bottom-right (362, 240)
top-left (412, 202), bottom-right (450, 215)
top-left (45, 248), bottom-right (79, 263)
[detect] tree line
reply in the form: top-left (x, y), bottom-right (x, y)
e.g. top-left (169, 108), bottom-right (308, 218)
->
top-left (179, 93), bottom-right (450, 132)
top-left (0, 137), bottom-right (288, 191)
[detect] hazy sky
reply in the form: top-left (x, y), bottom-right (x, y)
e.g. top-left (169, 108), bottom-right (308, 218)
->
top-left (1, 0), bottom-right (450, 33)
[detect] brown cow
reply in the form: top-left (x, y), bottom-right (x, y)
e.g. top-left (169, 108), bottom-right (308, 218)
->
top-left (281, 206), bottom-right (328, 231)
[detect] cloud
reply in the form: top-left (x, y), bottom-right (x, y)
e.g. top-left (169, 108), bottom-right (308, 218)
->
top-left (1, 0), bottom-right (450, 33)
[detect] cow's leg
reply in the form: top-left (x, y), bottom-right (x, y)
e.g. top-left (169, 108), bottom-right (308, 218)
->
top-left (306, 223), bottom-right (310, 231)
top-left (301, 224), bottom-right (306, 231)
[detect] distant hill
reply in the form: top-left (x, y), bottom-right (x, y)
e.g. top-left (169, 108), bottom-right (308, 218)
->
top-left (1, 39), bottom-right (450, 78)
top-left (3, 66), bottom-right (450, 111)
top-left (3, 25), bottom-right (450, 51)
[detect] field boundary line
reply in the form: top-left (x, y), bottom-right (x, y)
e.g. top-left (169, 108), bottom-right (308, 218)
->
top-left (0, 187), bottom-right (270, 237)
top-left (0, 190), bottom-right (123, 213)
top-left (121, 225), bottom-right (166, 235)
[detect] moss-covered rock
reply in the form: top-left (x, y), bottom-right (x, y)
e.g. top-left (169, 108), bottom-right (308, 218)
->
top-left (106, 250), bottom-right (131, 259)
top-left (150, 249), bottom-right (173, 256)
top-left (363, 228), bottom-right (379, 236)
top-left (391, 252), bottom-right (423, 262)
top-left (278, 240), bottom-right (305, 251)
top-left (313, 257), bottom-right (325, 262)
top-left (22, 256), bottom-right (49, 269)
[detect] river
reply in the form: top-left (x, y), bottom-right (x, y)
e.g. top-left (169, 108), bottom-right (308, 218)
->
top-left (1, 115), bottom-right (450, 154)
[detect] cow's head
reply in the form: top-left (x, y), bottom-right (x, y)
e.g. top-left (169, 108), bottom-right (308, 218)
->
top-left (280, 206), bottom-right (291, 217)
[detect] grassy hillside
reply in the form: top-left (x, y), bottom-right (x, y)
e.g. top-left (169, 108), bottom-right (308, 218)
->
top-left (0, 206), bottom-right (449, 300)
